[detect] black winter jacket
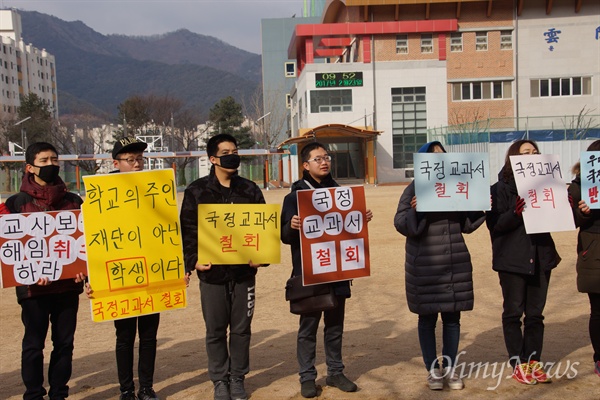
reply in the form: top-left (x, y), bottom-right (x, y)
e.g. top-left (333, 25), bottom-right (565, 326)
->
top-left (568, 175), bottom-right (600, 294)
top-left (486, 170), bottom-right (559, 275)
top-left (280, 171), bottom-right (351, 297)
top-left (394, 181), bottom-right (485, 315)
top-left (180, 167), bottom-right (265, 284)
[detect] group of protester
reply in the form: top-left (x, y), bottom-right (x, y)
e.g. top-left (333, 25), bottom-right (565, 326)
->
top-left (395, 139), bottom-right (600, 392)
top-left (2, 136), bottom-right (598, 400)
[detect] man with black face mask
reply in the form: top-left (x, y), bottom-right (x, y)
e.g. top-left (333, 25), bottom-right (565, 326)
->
top-left (4, 142), bottom-right (84, 400)
top-left (180, 133), bottom-right (266, 400)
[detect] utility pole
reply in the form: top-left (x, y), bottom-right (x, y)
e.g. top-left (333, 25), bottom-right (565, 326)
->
top-left (15, 116), bottom-right (32, 151)
top-left (255, 112), bottom-right (271, 189)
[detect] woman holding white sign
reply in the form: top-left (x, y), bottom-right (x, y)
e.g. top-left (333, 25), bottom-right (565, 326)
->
top-left (568, 139), bottom-right (600, 378)
top-left (487, 139), bottom-right (560, 385)
top-left (395, 141), bottom-right (485, 391)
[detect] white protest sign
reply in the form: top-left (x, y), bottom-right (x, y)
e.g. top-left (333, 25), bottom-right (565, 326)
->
top-left (509, 154), bottom-right (575, 233)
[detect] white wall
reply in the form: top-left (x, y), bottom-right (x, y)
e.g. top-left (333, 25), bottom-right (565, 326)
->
top-left (374, 60), bottom-right (449, 184)
top-left (516, 1), bottom-right (600, 118)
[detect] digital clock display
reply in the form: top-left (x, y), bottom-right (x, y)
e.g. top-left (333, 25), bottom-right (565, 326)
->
top-left (315, 72), bottom-right (363, 88)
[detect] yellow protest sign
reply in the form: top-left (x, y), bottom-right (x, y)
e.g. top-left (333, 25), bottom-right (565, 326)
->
top-left (197, 204), bottom-right (280, 265)
top-left (82, 169), bottom-right (186, 322)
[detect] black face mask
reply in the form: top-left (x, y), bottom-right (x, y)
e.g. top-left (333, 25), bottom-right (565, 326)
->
top-left (215, 154), bottom-right (241, 170)
top-left (34, 164), bottom-right (60, 184)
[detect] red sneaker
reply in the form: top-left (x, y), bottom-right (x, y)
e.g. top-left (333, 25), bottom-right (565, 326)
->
top-left (529, 361), bottom-right (552, 383)
top-left (512, 363), bottom-right (537, 385)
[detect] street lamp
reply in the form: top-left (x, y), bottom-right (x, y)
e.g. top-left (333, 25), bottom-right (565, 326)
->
top-left (255, 112), bottom-right (271, 189)
top-left (15, 116), bottom-right (31, 150)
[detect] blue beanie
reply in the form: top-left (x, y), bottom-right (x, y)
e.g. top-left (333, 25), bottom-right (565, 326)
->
top-left (418, 141), bottom-right (446, 153)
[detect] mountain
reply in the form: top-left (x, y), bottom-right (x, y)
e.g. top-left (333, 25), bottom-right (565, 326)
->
top-left (17, 10), bottom-right (262, 118)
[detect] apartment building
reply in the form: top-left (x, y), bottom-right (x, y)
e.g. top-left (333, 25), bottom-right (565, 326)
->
top-left (0, 9), bottom-right (58, 120)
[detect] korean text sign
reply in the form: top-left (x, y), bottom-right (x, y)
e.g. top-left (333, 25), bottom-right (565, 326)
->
top-left (579, 151), bottom-right (600, 209)
top-left (414, 152), bottom-right (490, 212)
top-left (298, 186), bottom-right (370, 285)
top-left (0, 210), bottom-right (86, 287)
top-left (197, 204), bottom-right (280, 265)
top-left (510, 154), bottom-right (575, 234)
top-left (82, 169), bottom-right (186, 322)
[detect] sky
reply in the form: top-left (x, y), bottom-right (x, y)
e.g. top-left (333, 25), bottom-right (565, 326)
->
top-left (2, 0), bottom-right (306, 53)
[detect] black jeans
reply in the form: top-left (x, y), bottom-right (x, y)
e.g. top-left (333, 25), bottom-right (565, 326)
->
top-left (200, 278), bottom-right (256, 382)
top-left (114, 313), bottom-right (160, 392)
top-left (297, 296), bottom-right (346, 383)
top-left (498, 269), bottom-right (551, 366)
top-left (589, 293), bottom-right (600, 363)
top-left (418, 311), bottom-right (461, 371)
top-left (20, 291), bottom-right (80, 400)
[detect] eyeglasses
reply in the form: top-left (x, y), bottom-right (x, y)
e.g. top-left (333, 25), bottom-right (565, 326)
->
top-left (306, 155), bottom-right (332, 164)
top-left (117, 157), bottom-right (145, 165)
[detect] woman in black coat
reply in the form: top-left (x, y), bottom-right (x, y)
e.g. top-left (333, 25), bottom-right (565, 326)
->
top-left (568, 139), bottom-right (600, 377)
top-left (394, 141), bottom-right (485, 391)
top-left (486, 139), bottom-right (560, 385)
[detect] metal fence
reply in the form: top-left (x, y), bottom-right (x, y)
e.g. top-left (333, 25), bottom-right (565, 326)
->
top-left (428, 114), bottom-right (600, 145)
top-left (426, 115), bottom-right (600, 183)
top-left (0, 153), bottom-right (286, 196)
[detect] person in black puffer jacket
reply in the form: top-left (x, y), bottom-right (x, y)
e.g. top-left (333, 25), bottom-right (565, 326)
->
top-left (180, 134), bottom-right (265, 400)
top-left (568, 139), bottom-right (600, 378)
top-left (4, 142), bottom-right (84, 400)
top-left (395, 141), bottom-right (485, 391)
top-left (486, 139), bottom-right (560, 385)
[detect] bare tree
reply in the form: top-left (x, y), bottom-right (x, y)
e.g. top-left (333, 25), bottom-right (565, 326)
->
top-left (165, 108), bottom-right (207, 186)
top-left (0, 116), bottom-right (19, 192)
top-left (446, 108), bottom-right (491, 144)
top-left (244, 83), bottom-right (289, 148)
top-left (561, 106), bottom-right (599, 140)
top-left (57, 114), bottom-right (115, 174)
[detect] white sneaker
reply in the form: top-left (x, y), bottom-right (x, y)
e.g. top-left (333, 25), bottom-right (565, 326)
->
top-left (444, 366), bottom-right (464, 390)
top-left (427, 368), bottom-right (444, 390)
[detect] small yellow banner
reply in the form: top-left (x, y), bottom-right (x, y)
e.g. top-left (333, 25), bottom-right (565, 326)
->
top-left (197, 204), bottom-right (280, 265)
top-left (82, 169), bottom-right (186, 322)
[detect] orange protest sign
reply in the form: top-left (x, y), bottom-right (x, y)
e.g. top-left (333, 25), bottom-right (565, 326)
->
top-left (0, 210), bottom-right (87, 287)
top-left (298, 186), bottom-right (370, 285)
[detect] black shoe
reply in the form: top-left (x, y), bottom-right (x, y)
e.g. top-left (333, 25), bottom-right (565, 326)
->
top-left (300, 380), bottom-right (317, 398)
top-left (326, 373), bottom-right (357, 392)
top-left (230, 377), bottom-right (247, 400)
top-left (137, 387), bottom-right (159, 400)
top-left (119, 390), bottom-right (137, 400)
top-left (213, 380), bottom-right (230, 400)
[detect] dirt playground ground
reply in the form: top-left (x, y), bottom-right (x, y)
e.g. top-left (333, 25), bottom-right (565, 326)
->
top-left (1, 184), bottom-right (598, 399)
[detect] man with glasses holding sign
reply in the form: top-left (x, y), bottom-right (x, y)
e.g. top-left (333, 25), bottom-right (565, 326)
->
top-left (281, 142), bottom-right (373, 398)
top-left (95, 137), bottom-right (161, 400)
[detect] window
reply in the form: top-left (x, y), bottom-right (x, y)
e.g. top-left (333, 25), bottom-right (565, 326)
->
top-left (476, 32), bottom-right (488, 51)
top-left (391, 87), bottom-right (427, 169)
top-left (396, 34), bottom-right (408, 54)
top-left (421, 34), bottom-right (433, 53)
top-left (450, 33), bottom-right (463, 52)
top-left (285, 93), bottom-right (291, 109)
top-left (500, 30), bottom-right (512, 50)
top-left (284, 62), bottom-right (296, 78)
top-left (452, 81), bottom-right (512, 101)
top-left (310, 89), bottom-right (352, 113)
top-left (530, 77), bottom-right (592, 97)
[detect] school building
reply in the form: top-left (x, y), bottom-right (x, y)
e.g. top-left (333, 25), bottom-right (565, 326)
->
top-left (274, 0), bottom-right (600, 184)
